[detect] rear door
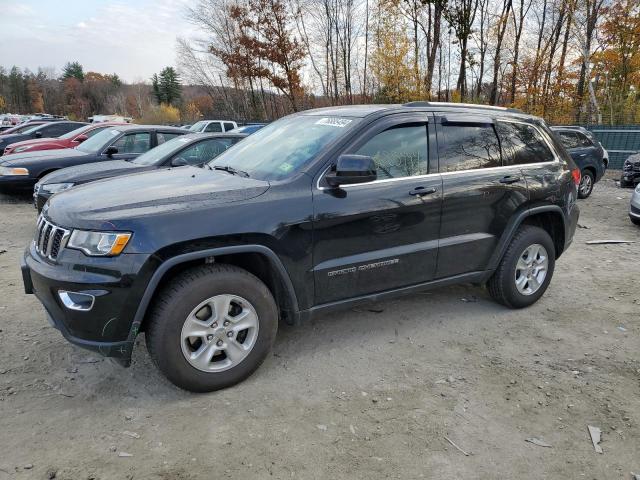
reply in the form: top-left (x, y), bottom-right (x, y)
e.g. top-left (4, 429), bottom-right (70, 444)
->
top-left (435, 115), bottom-right (528, 279)
top-left (312, 113), bottom-right (442, 305)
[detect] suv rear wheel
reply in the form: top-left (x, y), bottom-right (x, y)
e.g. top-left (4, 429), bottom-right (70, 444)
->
top-left (488, 225), bottom-right (555, 308)
top-left (578, 170), bottom-right (594, 198)
top-left (146, 264), bottom-right (278, 392)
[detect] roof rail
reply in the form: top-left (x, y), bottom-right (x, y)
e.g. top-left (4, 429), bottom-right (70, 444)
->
top-left (403, 101), bottom-right (523, 114)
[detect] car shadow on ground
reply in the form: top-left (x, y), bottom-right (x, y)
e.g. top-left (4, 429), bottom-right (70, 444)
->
top-left (76, 282), bottom-right (507, 400)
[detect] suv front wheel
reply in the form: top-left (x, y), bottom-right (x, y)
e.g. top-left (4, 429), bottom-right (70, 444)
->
top-left (488, 225), bottom-right (556, 308)
top-left (146, 264), bottom-right (278, 392)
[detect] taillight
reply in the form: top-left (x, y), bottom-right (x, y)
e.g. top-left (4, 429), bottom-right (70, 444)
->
top-left (572, 168), bottom-right (581, 185)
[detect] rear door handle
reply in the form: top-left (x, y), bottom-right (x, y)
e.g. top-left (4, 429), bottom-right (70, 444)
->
top-left (499, 175), bottom-right (521, 184)
top-left (409, 186), bottom-right (437, 196)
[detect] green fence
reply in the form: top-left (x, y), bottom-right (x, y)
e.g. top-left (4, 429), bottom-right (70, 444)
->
top-left (581, 125), bottom-right (640, 169)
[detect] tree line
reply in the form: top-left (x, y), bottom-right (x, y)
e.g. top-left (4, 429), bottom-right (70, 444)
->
top-left (0, 63), bottom-right (217, 125)
top-left (178, 0), bottom-right (640, 124)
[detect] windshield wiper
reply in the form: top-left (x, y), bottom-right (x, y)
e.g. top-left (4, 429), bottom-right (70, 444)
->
top-left (211, 165), bottom-right (250, 178)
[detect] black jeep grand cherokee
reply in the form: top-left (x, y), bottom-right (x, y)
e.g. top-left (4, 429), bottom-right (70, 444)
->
top-left (21, 103), bottom-right (580, 392)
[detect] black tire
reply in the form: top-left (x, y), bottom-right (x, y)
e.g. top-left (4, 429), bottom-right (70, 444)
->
top-left (146, 264), bottom-right (278, 392)
top-left (631, 216), bottom-right (640, 226)
top-left (487, 225), bottom-right (556, 309)
top-left (578, 170), bottom-right (595, 199)
top-left (619, 178), bottom-right (634, 188)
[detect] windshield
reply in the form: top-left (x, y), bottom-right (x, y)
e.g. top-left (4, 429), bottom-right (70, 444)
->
top-left (189, 121), bottom-right (207, 132)
top-left (208, 115), bottom-right (359, 181)
top-left (8, 123), bottom-right (42, 134)
top-left (76, 127), bottom-right (122, 153)
top-left (133, 136), bottom-right (188, 165)
top-left (59, 124), bottom-right (91, 140)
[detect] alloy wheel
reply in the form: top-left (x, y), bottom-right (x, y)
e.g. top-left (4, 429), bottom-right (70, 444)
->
top-left (579, 174), bottom-right (592, 196)
top-left (514, 244), bottom-right (549, 295)
top-left (180, 294), bottom-right (259, 372)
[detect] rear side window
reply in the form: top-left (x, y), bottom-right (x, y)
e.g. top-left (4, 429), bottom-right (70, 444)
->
top-left (223, 122), bottom-right (235, 131)
top-left (157, 132), bottom-right (183, 144)
top-left (557, 131), bottom-right (581, 149)
top-left (204, 122), bottom-right (222, 133)
top-left (354, 123), bottom-right (428, 179)
top-left (497, 122), bottom-right (555, 165)
top-left (112, 132), bottom-right (151, 153)
top-left (575, 132), bottom-right (593, 147)
top-left (438, 124), bottom-right (500, 172)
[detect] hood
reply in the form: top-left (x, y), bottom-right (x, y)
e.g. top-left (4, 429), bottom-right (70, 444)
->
top-left (40, 159), bottom-right (149, 185)
top-left (6, 138), bottom-right (69, 150)
top-left (0, 133), bottom-right (28, 145)
top-left (0, 148), bottom-right (87, 167)
top-left (45, 166), bottom-right (270, 227)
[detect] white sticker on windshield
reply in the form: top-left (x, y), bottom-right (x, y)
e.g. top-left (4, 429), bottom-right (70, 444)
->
top-left (315, 117), bottom-right (352, 128)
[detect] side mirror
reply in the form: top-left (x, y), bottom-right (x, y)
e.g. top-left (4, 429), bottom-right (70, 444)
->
top-left (170, 157), bottom-right (188, 167)
top-left (35, 131), bottom-right (43, 138)
top-left (75, 134), bottom-right (88, 143)
top-left (105, 146), bottom-right (118, 157)
top-left (325, 154), bottom-right (377, 187)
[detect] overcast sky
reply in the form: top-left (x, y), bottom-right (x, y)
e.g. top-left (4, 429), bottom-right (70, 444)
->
top-left (1, 0), bottom-right (195, 82)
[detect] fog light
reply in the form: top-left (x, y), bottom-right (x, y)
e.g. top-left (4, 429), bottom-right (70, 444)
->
top-left (58, 290), bottom-right (95, 311)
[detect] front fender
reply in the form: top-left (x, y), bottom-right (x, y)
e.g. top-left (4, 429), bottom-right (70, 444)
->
top-left (124, 244), bottom-right (300, 355)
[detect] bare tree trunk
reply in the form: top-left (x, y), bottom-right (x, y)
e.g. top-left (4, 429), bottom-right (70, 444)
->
top-left (489, 0), bottom-right (512, 105)
top-left (509, 0), bottom-right (531, 104)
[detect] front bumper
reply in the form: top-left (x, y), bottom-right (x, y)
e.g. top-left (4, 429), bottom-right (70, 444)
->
top-left (0, 175), bottom-right (36, 189)
top-left (630, 193), bottom-right (640, 221)
top-left (22, 242), bottom-right (153, 365)
top-left (621, 171), bottom-right (639, 187)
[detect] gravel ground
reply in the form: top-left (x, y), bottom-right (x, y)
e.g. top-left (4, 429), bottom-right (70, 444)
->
top-left (0, 172), bottom-right (638, 479)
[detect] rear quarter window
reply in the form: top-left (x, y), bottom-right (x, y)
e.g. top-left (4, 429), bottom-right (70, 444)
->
top-left (496, 121), bottom-right (555, 165)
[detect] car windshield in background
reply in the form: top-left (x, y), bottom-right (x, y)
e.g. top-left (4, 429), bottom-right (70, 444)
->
top-left (132, 136), bottom-right (188, 165)
top-left (208, 116), bottom-right (359, 181)
top-left (189, 121), bottom-right (207, 132)
top-left (75, 128), bottom-right (121, 153)
top-left (59, 124), bottom-right (91, 140)
top-left (21, 124), bottom-right (47, 135)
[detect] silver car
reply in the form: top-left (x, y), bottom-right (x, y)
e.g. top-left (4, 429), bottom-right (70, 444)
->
top-left (630, 183), bottom-right (640, 226)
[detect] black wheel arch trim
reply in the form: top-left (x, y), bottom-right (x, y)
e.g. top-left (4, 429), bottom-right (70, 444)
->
top-left (484, 205), bottom-right (567, 278)
top-left (122, 245), bottom-right (300, 363)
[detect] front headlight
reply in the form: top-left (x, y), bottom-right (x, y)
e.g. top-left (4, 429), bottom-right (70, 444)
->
top-left (67, 230), bottom-right (132, 256)
top-left (41, 182), bottom-right (74, 194)
top-left (635, 183), bottom-right (640, 193)
top-left (0, 166), bottom-right (29, 176)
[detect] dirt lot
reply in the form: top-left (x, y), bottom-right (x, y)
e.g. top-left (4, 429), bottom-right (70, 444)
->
top-left (0, 172), bottom-right (638, 480)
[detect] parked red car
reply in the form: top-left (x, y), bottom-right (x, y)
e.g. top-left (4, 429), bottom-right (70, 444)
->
top-left (2, 122), bottom-right (127, 155)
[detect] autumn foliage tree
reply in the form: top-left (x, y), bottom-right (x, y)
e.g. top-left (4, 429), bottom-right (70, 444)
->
top-left (210, 0), bottom-right (305, 112)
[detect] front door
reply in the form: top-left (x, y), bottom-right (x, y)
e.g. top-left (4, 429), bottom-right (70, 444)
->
top-left (312, 114), bottom-right (442, 305)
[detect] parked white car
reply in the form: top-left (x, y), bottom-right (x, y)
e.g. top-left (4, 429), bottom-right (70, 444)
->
top-left (188, 120), bottom-right (238, 133)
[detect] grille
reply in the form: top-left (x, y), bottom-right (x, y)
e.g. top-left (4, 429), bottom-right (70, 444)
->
top-left (633, 162), bottom-right (640, 172)
top-left (631, 204), bottom-right (640, 215)
top-left (34, 215), bottom-right (70, 261)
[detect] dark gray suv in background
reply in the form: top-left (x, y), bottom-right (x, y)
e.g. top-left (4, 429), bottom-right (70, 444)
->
top-left (551, 126), bottom-right (606, 198)
top-left (22, 102), bottom-right (580, 392)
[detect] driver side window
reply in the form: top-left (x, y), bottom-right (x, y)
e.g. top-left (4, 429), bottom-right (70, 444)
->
top-left (353, 123), bottom-right (429, 179)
